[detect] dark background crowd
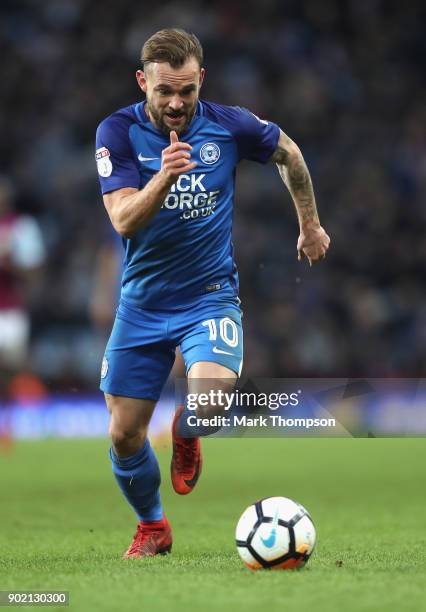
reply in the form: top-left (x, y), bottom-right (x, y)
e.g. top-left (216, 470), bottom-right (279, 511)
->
top-left (0, 0), bottom-right (425, 397)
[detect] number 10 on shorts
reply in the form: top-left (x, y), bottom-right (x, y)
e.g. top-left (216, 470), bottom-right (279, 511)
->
top-left (202, 317), bottom-right (239, 348)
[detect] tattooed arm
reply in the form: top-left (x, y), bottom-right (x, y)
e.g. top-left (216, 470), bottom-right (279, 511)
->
top-left (271, 130), bottom-right (330, 265)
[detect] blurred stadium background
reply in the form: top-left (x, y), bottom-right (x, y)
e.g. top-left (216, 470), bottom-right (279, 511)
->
top-left (0, 0), bottom-right (425, 439)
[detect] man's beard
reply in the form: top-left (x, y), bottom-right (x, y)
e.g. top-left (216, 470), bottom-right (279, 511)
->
top-left (146, 100), bottom-right (196, 135)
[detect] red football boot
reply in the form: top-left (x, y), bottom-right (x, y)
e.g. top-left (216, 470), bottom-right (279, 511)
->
top-left (171, 406), bottom-right (203, 495)
top-left (123, 516), bottom-right (172, 559)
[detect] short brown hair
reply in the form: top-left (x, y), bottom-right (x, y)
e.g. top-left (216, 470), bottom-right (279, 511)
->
top-left (141, 28), bottom-right (203, 69)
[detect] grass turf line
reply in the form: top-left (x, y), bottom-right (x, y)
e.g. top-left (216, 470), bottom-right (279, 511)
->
top-left (0, 438), bottom-right (425, 612)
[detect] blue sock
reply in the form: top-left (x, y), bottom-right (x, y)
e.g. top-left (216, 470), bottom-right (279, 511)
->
top-left (109, 439), bottom-right (163, 522)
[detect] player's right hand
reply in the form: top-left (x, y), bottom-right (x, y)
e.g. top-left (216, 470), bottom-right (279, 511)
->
top-left (160, 131), bottom-right (196, 185)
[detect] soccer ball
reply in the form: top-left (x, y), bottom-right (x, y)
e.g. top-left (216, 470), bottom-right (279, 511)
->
top-left (235, 496), bottom-right (316, 570)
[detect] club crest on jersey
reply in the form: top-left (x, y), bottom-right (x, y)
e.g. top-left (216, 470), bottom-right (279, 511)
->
top-left (200, 142), bottom-right (220, 165)
top-left (96, 147), bottom-right (112, 177)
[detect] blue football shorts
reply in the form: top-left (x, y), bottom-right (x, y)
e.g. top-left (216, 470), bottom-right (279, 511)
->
top-left (100, 294), bottom-right (243, 401)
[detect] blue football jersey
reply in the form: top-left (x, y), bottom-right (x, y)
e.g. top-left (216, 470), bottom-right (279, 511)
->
top-left (95, 100), bottom-right (280, 309)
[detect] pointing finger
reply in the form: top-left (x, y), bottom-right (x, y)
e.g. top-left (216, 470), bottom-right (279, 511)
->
top-left (167, 142), bottom-right (192, 153)
top-left (170, 130), bottom-right (179, 145)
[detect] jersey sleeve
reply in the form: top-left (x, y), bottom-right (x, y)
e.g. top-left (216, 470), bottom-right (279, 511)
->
top-left (95, 114), bottom-right (140, 194)
top-left (232, 106), bottom-right (280, 163)
top-left (204, 103), bottom-right (280, 164)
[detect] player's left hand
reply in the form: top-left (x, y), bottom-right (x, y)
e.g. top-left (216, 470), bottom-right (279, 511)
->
top-left (297, 225), bottom-right (330, 266)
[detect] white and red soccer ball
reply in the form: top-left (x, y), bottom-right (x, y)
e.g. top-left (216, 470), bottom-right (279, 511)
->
top-left (236, 496), bottom-right (316, 570)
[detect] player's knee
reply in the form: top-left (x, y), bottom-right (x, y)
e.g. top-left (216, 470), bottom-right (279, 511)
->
top-left (109, 422), bottom-right (147, 453)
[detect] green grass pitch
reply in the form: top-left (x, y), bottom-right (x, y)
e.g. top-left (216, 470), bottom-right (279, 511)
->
top-left (1, 437), bottom-right (425, 611)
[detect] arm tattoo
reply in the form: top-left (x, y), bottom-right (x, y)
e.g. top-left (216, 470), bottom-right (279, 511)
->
top-left (272, 144), bottom-right (290, 165)
top-left (273, 136), bottom-right (319, 225)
